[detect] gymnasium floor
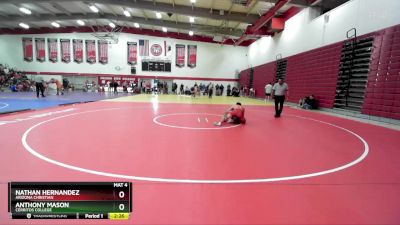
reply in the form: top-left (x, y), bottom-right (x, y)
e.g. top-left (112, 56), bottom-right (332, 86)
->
top-left (1, 93), bottom-right (400, 224)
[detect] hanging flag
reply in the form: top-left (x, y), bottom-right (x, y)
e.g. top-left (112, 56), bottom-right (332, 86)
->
top-left (86, 40), bottom-right (96, 64)
top-left (22, 37), bottom-right (33, 62)
top-left (48, 38), bottom-right (58, 63)
top-left (139, 39), bottom-right (149, 56)
top-left (164, 41), bottom-right (167, 56)
top-left (73, 39), bottom-right (83, 63)
top-left (187, 45), bottom-right (197, 68)
top-left (127, 42), bottom-right (137, 65)
top-left (60, 39), bottom-right (71, 63)
top-left (98, 40), bottom-right (108, 64)
top-left (176, 44), bottom-right (185, 67)
top-left (164, 41), bottom-right (172, 57)
top-left (35, 38), bottom-right (45, 62)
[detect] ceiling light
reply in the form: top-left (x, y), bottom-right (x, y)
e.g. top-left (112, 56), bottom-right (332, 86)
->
top-left (156, 12), bottom-right (162, 19)
top-left (162, 27), bottom-right (167, 32)
top-left (123, 10), bottom-right (131, 17)
top-left (109, 22), bottom-right (116, 28)
top-left (134, 23), bottom-right (140, 28)
top-left (189, 16), bottom-right (195, 23)
top-left (19, 23), bottom-right (29, 29)
top-left (189, 31), bottom-right (194, 36)
top-left (190, 0), bottom-right (196, 3)
top-left (89, 5), bottom-right (99, 13)
top-left (76, 20), bottom-right (85, 26)
top-left (19, 7), bottom-right (31, 15)
top-left (51, 22), bottom-right (60, 28)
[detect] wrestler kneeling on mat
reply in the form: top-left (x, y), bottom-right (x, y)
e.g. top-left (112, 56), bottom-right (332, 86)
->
top-left (214, 102), bottom-right (246, 126)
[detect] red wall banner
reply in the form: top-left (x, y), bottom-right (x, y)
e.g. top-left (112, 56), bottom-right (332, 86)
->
top-left (127, 42), bottom-right (137, 65)
top-left (187, 45), bottom-right (197, 68)
top-left (22, 37), bottom-right (33, 62)
top-left (48, 38), bottom-right (58, 63)
top-left (98, 40), bottom-right (108, 64)
top-left (35, 38), bottom-right (46, 62)
top-left (86, 40), bottom-right (96, 64)
top-left (73, 39), bottom-right (83, 63)
top-left (60, 39), bottom-right (71, 63)
top-left (176, 44), bottom-right (185, 68)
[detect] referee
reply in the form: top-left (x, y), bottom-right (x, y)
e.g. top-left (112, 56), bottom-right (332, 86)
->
top-left (35, 76), bottom-right (45, 98)
top-left (272, 78), bottom-right (289, 118)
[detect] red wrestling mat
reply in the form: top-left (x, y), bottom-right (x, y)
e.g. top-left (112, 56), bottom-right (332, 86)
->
top-left (1, 101), bottom-right (400, 224)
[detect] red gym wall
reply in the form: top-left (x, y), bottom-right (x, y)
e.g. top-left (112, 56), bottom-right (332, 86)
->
top-left (238, 62), bottom-right (275, 98)
top-left (238, 68), bottom-right (251, 88)
top-left (253, 62), bottom-right (276, 95)
top-left (240, 24), bottom-right (400, 120)
top-left (285, 43), bottom-right (342, 108)
top-left (363, 25), bottom-right (400, 120)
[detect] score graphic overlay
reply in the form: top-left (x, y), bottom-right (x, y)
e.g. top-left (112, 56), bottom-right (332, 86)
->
top-left (8, 182), bottom-right (132, 220)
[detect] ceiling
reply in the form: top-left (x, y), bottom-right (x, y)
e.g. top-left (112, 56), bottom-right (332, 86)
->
top-left (0, 0), bottom-right (320, 45)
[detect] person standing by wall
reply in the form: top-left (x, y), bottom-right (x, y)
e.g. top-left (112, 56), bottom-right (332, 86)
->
top-left (208, 83), bottom-right (213, 99)
top-left (179, 84), bottom-right (184, 95)
top-left (272, 79), bottom-right (289, 118)
top-left (114, 80), bottom-right (119, 94)
top-left (265, 82), bottom-right (273, 101)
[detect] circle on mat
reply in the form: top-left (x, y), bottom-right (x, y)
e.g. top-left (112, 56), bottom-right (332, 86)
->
top-left (21, 107), bottom-right (369, 184)
top-left (0, 102), bottom-right (9, 110)
top-left (153, 113), bottom-right (241, 130)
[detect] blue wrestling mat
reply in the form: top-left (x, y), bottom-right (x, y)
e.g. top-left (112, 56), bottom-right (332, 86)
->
top-left (0, 92), bottom-right (121, 114)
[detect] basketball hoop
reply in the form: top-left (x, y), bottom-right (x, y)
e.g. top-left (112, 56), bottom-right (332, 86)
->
top-left (91, 23), bottom-right (123, 44)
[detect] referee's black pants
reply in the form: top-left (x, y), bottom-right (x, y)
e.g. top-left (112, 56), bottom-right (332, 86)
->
top-left (274, 95), bottom-right (285, 116)
top-left (36, 83), bottom-right (44, 97)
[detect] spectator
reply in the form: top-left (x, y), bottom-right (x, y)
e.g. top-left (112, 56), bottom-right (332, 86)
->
top-left (114, 81), bottom-right (119, 93)
top-left (0, 64), bottom-right (33, 92)
top-left (208, 83), bottom-right (213, 99)
top-left (299, 95), bottom-right (318, 109)
top-left (265, 82), bottom-right (273, 101)
top-left (231, 87), bottom-right (240, 97)
top-left (172, 82), bottom-right (177, 94)
top-left (249, 87), bottom-right (255, 98)
top-left (243, 86), bottom-right (249, 97)
top-left (215, 84), bottom-right (220, 96)
top-left (63, 78), bottom-right (69, 92)
top-left (227, 84), bottom-right (231, 96)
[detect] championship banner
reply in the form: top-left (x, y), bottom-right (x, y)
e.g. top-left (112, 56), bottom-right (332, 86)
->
top-left (175, 44), bottom-right (185, 67)
top-left (73, 39), bottom-right (83, 63)
top-left (127, 42), bottom-right (137, 65)
top-left (35, 38), bottom-right (45, 62)
top-left (60, 39), bottom-right (71, 63)
top-left (98, 40), bottom-right (108, 64)
top-left (187, 45), bottom-right (197, 68)
top-left (86, 40), bottom-right (96, 64)
top-left (48, 38), bottom-right (58, 63)
top-left (22, 38), bottom-right (33, 62)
